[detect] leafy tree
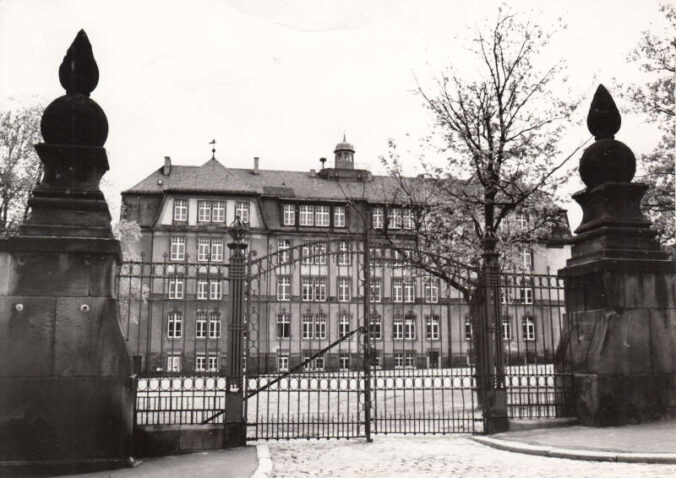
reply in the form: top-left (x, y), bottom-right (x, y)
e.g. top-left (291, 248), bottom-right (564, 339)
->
top-left (0, 103), bottom-right (44, 235)
top-left (379, 8), bottom-right (582, 298)
top-left (624, 2), bottom-right (675, 254)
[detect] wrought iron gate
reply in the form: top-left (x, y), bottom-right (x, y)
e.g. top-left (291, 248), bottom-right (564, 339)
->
top-left (116, 240), bottom-right (573, 439)
top-left (243, 238), bottom-right (486, 439)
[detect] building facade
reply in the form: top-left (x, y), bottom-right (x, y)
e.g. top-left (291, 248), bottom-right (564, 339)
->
top-left (120, 138), bottom-right (571, 375)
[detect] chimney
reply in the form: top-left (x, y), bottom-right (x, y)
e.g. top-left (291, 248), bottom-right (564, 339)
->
top-left (163, 156), bottom-right (171, 175)
top-left (320, 157), bottom-right (327, 170)
top-left (253, 156), bottom-right (260, 175)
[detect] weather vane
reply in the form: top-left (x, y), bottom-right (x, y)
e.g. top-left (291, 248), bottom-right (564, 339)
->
top-left (209, 139), bottom-right (216, 160)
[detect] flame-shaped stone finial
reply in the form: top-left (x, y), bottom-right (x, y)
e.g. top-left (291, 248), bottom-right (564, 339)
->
top-left (58, 30), bottom-right (99, 96)
top-left (41, 29), bottom-right (108, 146)
top-left (587, 85), bottom-right (621, 140)
top-left (579, 85), bottom-right (635, 188)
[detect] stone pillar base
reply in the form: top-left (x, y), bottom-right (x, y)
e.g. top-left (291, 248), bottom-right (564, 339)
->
top-left (573, 373), bottom-right (676, 426)
top-left (0, 375), bottom-right (135, 466)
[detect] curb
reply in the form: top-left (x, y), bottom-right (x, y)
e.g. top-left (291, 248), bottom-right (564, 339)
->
top-left (251, 443), bottom-right (272, 478)
top-left (471, 436), bottom-right (676, 464)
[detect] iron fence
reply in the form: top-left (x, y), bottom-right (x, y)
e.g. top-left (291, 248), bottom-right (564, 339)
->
top-left (116, 244), bottom-right (574, 438)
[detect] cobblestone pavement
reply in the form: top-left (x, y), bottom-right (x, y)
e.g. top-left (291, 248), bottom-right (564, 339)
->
top-left (267, 435), bottom-right (676, 477)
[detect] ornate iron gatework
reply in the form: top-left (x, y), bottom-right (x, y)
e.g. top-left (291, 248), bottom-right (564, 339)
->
top-left (116, 242), bottom-right (573, 439)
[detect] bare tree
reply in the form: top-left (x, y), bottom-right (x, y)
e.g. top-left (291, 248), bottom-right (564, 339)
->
top-left (379, 8), bottom-right (584, 298)
top-left (0, 103), bottom-right (44, 235)
top-left (623, 2), bottom-right (675, 254)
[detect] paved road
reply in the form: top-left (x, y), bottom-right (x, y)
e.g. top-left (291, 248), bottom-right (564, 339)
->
top-left (267, 435), bottom-right (676, 477)
top-left (57, 447), bottom-right (258, 478)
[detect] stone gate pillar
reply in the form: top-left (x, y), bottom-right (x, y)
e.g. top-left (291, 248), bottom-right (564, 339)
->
top-left (0, 31), bottom-right (134, 472)
top-left (558, 85), bottom-right (676, 425)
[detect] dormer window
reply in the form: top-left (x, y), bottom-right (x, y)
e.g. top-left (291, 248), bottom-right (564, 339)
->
top-left (173, 199), bottom-right (187, 222)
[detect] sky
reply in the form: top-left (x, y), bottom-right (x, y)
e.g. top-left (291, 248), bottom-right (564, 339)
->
top-left (0, 0), bottom-right (668, 229)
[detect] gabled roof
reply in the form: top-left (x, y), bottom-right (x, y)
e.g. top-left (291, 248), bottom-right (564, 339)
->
top-left (124, 158), bottom-right (256, 195)
top-left (123, 158), bottom-right (405, 203)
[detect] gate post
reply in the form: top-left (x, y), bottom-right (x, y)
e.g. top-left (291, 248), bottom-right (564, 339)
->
top-left (558, 85), bottom-right (676, 425)
top-left (479, 236), bottom-right (509, 434)
top-left (0, 31), bottom-right (134, 472)
top-left (225, 219), bottom-right (248, 446)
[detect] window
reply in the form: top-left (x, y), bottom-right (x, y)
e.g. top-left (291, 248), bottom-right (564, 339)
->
top-left (523, 316), bottom-right (535, 341)
top-left (302, 245), bottom-right (312, 265)
top-left (278, 354), bottom-right (289, 372)
top-left (314, 314), bottom-right (327, 339)
top-left (209, 312), bottom-right (221, 338)
top-left (198, 200), bottom-right (211, 222)
top-left (173, 199), bottom-right (187, 222)
top-left (393, 315), bottom-right (404, 340)
top-left (464, 317), bottom-right (472, 341)
top-left (235, 201), bottom-right (250, 224)
top-left (302, 277), bottom-right (327, 302)
top-left (369, 247), bottom-right (384, 264)
top-left (372, 207), bottom-right (384, 229)
top-left (302, 244), bottom-right (326, 265)
top-left (339, 354), bottom-right (350, 371)
top-left (208, 355), bottom-right (218, 372)
top-left (196, 311), bottom-right (207, 338)
top-left (337, 241), bottom-right (350, 266)
top-left (168, 278), bottom-right (184, 299)
top-left (301, 314), bottom-right (326, 340)
top-left (277, 313), bottom-right (290, 339)
top-left (212, 201), bottom-right (225, 222)
top-left (339, 314), bottom-right (350, 338)
top-left (167, 355), bottom-right (181, 372)
top-left (315, 244), bottom-right (327, 265)
top-left (369, 278), bottom-right (382, 302)
top-left (209, 280), bottom-right (221, 300)
top-left (334, 206), bottom-right (346, 228)
top-left (338, 278), bottom-right (350, 302)
top-left (392, 279), bottom-right (403, 303)
top-left (196, 355), bottom-right (206, 372)
top-left (394, 353), bottom-right (404, 369)
top-left (424, 280), bottom-right (439, 303)
top-left (519, 285), bottom-right (533, 305)
top-left (404, 352), bottom-right (416, 368)
top-left (502, 317), bottom-right (511, 340)
top-left (369, 315), bottom-right (382, 340)
top-left (302, 277), bottom-right (313, 302)
top-left (516, 211), bottom-right (528, 230)
top-left (387, 208), bottom-right (402, 229)
top-left (197, 237), bottom-right (210, 262)
top-left (426, 315), bottom-right (440, 340)
top-left (283, 204), bottom-right (295, 226)
top-left (402, 209), bottom-right (414, 230)
top-left (277, 276), bottom-right (291, 301)
top-left (404, 315), bottom-right (416, 340)
top-left (197, 279), bottom-right (208, 300)
top-left (372, 354), bottom-right (382, 369)
top-left (302, 314), bottom-right (313, 339)
top-left (303, 355), bottom-right (325, 371)
top-left (277, 239), bottom-right (291, 265)
top-left (315, 205), bottom-right (330, 227)
top-left (522, 248), bottom-right (533, 270)
top-left (211, 238), bottom-right (224, 262)
top-left (167, 312), bottom-right (183, 338)
top-left (404, 279), bottom-right (415, 303)
top-left (299, 205), bottom-right (314, 226)
top-left (170, 236), bottom-right (185, 261)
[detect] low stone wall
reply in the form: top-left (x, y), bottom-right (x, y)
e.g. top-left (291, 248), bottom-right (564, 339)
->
top-left (133, 424), bottom-right (225, 457)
